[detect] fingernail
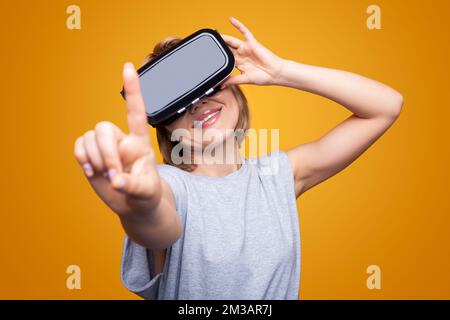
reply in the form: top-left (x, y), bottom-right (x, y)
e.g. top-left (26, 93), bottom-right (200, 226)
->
top-left (124, 62), bottom-right (135, 74)
top-left (83, 163), bottom-right (94, 177)
top-left (108, 168), bottom-right (117, 181)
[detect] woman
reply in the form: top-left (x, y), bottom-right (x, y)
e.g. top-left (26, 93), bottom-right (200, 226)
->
top-left (74, 17), bottom-right (403, 299)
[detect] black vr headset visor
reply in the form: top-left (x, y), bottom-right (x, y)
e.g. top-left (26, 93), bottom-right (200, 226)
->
top-left (121, 28), bottom-right (235, 127)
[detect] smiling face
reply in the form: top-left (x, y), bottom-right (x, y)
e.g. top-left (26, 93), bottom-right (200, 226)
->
top-left (165, 87), bottom-right (240, 148)
top-left (145, 36), bottom-right (249, 170)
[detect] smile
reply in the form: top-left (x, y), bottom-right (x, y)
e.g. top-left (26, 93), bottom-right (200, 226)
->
top-left (193, 107), bottom-right (222, 129)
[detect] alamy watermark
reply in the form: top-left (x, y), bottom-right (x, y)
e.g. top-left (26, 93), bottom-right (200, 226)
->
top-left (66, 265), bottom-right (81, 290)
top-left (366, 264), bottom-right (381, 290)
top-left (366, 5), bottom-right (382, 30)
top-left (170, 126), bottom-right (281, 175)
top-left (66, 5), bottom-right (81, 30)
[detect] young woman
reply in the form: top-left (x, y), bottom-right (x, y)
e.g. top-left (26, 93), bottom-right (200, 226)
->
top-left (74, 17), bottom-right (403, 299)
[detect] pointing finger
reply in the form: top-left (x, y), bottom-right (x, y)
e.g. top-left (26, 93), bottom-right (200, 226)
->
top-left (123, 62), bottom-right (149, 137)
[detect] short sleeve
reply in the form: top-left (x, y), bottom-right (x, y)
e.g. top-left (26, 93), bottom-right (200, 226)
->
top-left (120, 235), bottom-right (163, 299)
top-left (156, 164), bottom-right (189, 222)
top-left (275, 150), bottom-right (297, 198)
top-left (120, 164), bottom-right (188, 300)
top-left (253, 150), bottom-right (289, 175)
top-left (253, 150), bottom-right (296, 198)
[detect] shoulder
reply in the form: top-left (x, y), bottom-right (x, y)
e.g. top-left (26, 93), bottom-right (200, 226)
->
top-left (246, 150), bottom-right (297, 200)
top-left (246, 151), bottom-right (295, 193)
top-left (156, 164), bottom-right (189, 214)
top-left (156, 163), bottom-right (187, 179)
top-left (248, 150), bottom-right (293, 177)
top-left (156, 163), bottom-right (188, 189)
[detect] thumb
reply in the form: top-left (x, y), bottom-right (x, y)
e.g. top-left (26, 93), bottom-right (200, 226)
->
top-left (111, 171), bottom-right (161, 201)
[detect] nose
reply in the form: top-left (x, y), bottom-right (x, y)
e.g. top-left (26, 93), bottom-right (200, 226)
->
top-left (189, 99), bottom-right (208, 114)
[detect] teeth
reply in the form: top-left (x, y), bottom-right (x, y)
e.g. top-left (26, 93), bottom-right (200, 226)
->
top-left (194, 110), bottom-right (219, 128)
top-left (203, 111), bottom-right (218, 122)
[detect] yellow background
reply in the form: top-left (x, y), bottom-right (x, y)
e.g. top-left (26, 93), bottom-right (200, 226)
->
top-left (1, 0), bottom-right (449, 299)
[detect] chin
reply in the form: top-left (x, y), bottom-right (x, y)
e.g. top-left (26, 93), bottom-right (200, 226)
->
top-left (199, 125), bottom-right (237, 147)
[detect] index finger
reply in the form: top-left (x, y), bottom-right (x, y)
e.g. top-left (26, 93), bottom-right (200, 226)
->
top-left (123, 62), bottom-right (149, 136)
top-left (229, 16), bottom-right (255, 42)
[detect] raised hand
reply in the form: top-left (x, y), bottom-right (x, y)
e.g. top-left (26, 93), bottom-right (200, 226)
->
top-left (74, 63), bottom-right (162, 216)
top-left (220, 17), bottom-right (286, 88)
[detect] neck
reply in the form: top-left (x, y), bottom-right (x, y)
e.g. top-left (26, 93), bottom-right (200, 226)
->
top-left (191, 138), bottom-right (242, 177)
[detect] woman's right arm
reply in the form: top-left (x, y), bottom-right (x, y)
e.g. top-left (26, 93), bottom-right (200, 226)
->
top-left (73, 62), bottom-right (181, 250)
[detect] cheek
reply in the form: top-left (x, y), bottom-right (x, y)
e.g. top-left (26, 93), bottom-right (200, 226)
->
top-left (230, 105), bottom-right (239, 128)
top-left (221, 103), bottom-right (240, 128)
top-left (166, 115), bottom-right (188, 132)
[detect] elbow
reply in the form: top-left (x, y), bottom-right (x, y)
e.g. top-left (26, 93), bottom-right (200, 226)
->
top-left (393, 92), bottom-right (404, 117)
top-left (384, 91), bottom-right (404, 120)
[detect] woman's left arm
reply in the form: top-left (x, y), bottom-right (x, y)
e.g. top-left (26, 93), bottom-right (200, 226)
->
top-left (221, 17), bottom-right (404, 197)
top-left (276, 60), bottom-right (404, 196)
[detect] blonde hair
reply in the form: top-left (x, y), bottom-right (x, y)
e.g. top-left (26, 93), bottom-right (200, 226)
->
top-left (142, 36), bottom-right (250, 172)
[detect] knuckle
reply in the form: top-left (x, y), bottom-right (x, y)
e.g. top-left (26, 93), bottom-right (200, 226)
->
top-left (148, 176), bottom-right (160, 192)
top-left (95, 121), bottom-right (113, 132)
top-left (74, 138), bottom-right (85, 159)
top-left (74, 136), bottom-right (82, 150)
top-left (91, 160), bottom-right (104, 171)
top-left (147, 149), bottom-right (156, 162)
top-left (126, 180), bottom-right (137, 195)
top-left (84, 130), bottom-right (95, 140)
top-left (103, 155), bottom-right (117, 168)
top-left (74, 144), bottom-right (83, 158)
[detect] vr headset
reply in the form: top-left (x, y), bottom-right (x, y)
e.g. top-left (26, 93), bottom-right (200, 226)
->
top-left (120, 28), bottom-right (235, 127)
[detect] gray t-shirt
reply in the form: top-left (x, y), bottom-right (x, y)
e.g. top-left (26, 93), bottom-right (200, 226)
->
top-left (121, 150), bottom-right (301, 299)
